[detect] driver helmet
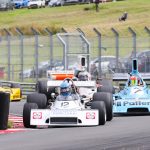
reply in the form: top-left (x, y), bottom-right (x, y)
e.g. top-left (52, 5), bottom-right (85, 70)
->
top-left (60, 81), bottom-right (71, 96)
top-left (129, 76), bottom-right (137, 86)
top-left (78, 71), bottom-right (89, 81)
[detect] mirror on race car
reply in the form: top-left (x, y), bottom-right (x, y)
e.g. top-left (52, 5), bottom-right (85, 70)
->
top-left (133, 59), bottom-right (138, 72)
top-left (51, 93), bottom-right (55, 98)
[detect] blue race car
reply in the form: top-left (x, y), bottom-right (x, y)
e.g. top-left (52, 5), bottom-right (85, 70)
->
top-left (113, 59), bottom-right (150, 114)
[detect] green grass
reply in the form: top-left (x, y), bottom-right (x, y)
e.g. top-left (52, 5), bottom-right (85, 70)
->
top-left (7, 120), bottom-right (13, 128)
top-left (0, 0), bottom-right (149, 36)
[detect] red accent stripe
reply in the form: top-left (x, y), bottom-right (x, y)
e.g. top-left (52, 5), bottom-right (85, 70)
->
top-left (8, 115), bottom-right (24, 128)
top-left (0, 129), bottom-right (26, 134)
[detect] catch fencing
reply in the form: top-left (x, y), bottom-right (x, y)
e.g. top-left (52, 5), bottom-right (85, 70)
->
top-left (0, 27), bottom-right (149, 82)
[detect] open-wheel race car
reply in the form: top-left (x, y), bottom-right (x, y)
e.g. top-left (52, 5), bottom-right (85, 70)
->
top-left (0, 82), bottom-right (22, 101)
top-left (113, 59), bottom-right (150, 114)
top-left (23, 77), bottom-right (113, 128)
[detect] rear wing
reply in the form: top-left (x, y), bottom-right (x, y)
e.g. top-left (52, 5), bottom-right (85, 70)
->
top-left (113, 73), bottom-right (150, 82)
top-left (47, 80), bottom-right (96, 88)
top-left (113, 59), bottom-right (150, 82)
top-left (47, 70), bottom-right (74, 80)
top-left (47, 56), bottom-right (88, 80)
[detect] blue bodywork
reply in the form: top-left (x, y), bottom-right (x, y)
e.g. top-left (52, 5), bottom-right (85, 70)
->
top-left (113, 59), bottom-right (150, 114)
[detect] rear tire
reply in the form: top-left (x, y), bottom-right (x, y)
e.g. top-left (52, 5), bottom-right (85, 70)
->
top-left (93, 92), bottom-right (113, 121)
top-left (91, 101), bottom-right (106, 125)
top-left (36, 80), bottom-right (55, 100)
top-left (27, 93), bottom-right (47, 109)
top-left (97, 79), bottom-right (115, 94)
top-left (36, 80), bottom-right (47, 94)
top-left (23, 102), bottom-right (38, 128)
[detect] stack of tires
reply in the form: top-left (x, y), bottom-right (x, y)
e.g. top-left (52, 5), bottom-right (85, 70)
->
top-left (0, 92), bottom-right (10, 130)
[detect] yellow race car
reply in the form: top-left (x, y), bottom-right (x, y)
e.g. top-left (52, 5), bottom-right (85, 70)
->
top-left (0, 82), bottom-right (22, 101)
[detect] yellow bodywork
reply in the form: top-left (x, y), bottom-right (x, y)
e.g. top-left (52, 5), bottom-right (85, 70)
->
top-left (0, 87), bottom-right (22, 101)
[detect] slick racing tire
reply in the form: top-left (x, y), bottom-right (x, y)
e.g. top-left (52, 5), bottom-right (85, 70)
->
top-left (36, 80), bottom-right (55, 100)
top-left (97, 79), bottom-right (115, 94)
top-left (23, 102), bottom-right (38, 128)
top-left (36, 80), bottom-right (47, 94)
top-left (91, 101), bottom-right (106, 125)
top-left (93, 92), bottom-right (113, 121)
top-left (27, 93), bottom-right (47, 109)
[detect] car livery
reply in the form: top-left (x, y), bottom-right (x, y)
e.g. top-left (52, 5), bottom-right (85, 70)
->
top-left (0, 82), bottom-right (22, 101)
top-left (113, 59), bottom-right (150, 114)
top-left (23, 78), bottom-right (113, 128)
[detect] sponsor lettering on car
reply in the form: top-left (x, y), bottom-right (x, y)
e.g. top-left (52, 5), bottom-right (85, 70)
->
top-left (86, 112), bottom-right (96, 119)
top-left (114, 100), bottom-right (150, 106)
top-left (33, 112), bottom-right (42, 119)
top-left (51, 110), bottom-right (77, 115)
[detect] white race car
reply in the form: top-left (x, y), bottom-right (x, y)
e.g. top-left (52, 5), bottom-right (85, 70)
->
top-left (23, 78), bottom-right (113, 128)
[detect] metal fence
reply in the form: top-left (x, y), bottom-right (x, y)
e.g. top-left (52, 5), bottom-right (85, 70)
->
top-left (0, 27), bottom-right (149, 82)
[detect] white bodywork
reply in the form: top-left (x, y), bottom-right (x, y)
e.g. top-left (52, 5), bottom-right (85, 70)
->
top-left (47, 80), bottom-right (96, 87)
top-left (30, 79), bottom-right (99, 126)
top-left (30, 100), bottom-right (99, 126)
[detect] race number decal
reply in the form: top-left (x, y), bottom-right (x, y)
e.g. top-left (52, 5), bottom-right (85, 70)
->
top-left (61, 102), bottom-right (69, 108)
top-left (33, 112), bottom-right (42, 119)
top-left (86, 112), bottom-right (95, 119)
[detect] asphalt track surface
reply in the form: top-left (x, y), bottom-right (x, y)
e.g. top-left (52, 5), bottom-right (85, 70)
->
top-left (1, 100), bottom-right (150, 150)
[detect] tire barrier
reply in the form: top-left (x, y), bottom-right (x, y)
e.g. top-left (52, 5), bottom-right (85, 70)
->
top-left (0, 92), bottom-right (10, 130)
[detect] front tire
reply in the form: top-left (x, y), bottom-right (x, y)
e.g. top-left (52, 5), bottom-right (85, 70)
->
top-left (91, 101), bottom-right (106, 125)
top-left (23, 102), bottom-right (38, 128)
top-left (27, 93), bottom-right (47, 109)
top-left (93, 92), bottom-right (113, 121)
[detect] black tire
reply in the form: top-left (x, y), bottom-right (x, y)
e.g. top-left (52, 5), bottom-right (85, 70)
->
top-left (93, 92), bottom-right (113, 121)
top-left (97, 79), bottom-right (115, 94)
top-left (36, 80), bottom-right (47, 94)
top-left (27, 93), bottom-right (47, 109)
top-left (91, 101), bottom-right (106, 125)
top-left (36, 80), bottom-right (55, 100)
top-left (23, 102), bottom-right (38, 128)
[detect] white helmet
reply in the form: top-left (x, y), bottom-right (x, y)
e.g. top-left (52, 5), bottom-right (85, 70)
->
top-left (78, 71), bottom-right (90, 81)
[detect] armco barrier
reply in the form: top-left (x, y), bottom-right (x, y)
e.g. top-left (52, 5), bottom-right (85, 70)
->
top-left (0, 92), bottom-right (10, 130)
top-left (0, 81), bottom-right (36, 97)
top-left (20, 82), bottom-right (36, 96)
